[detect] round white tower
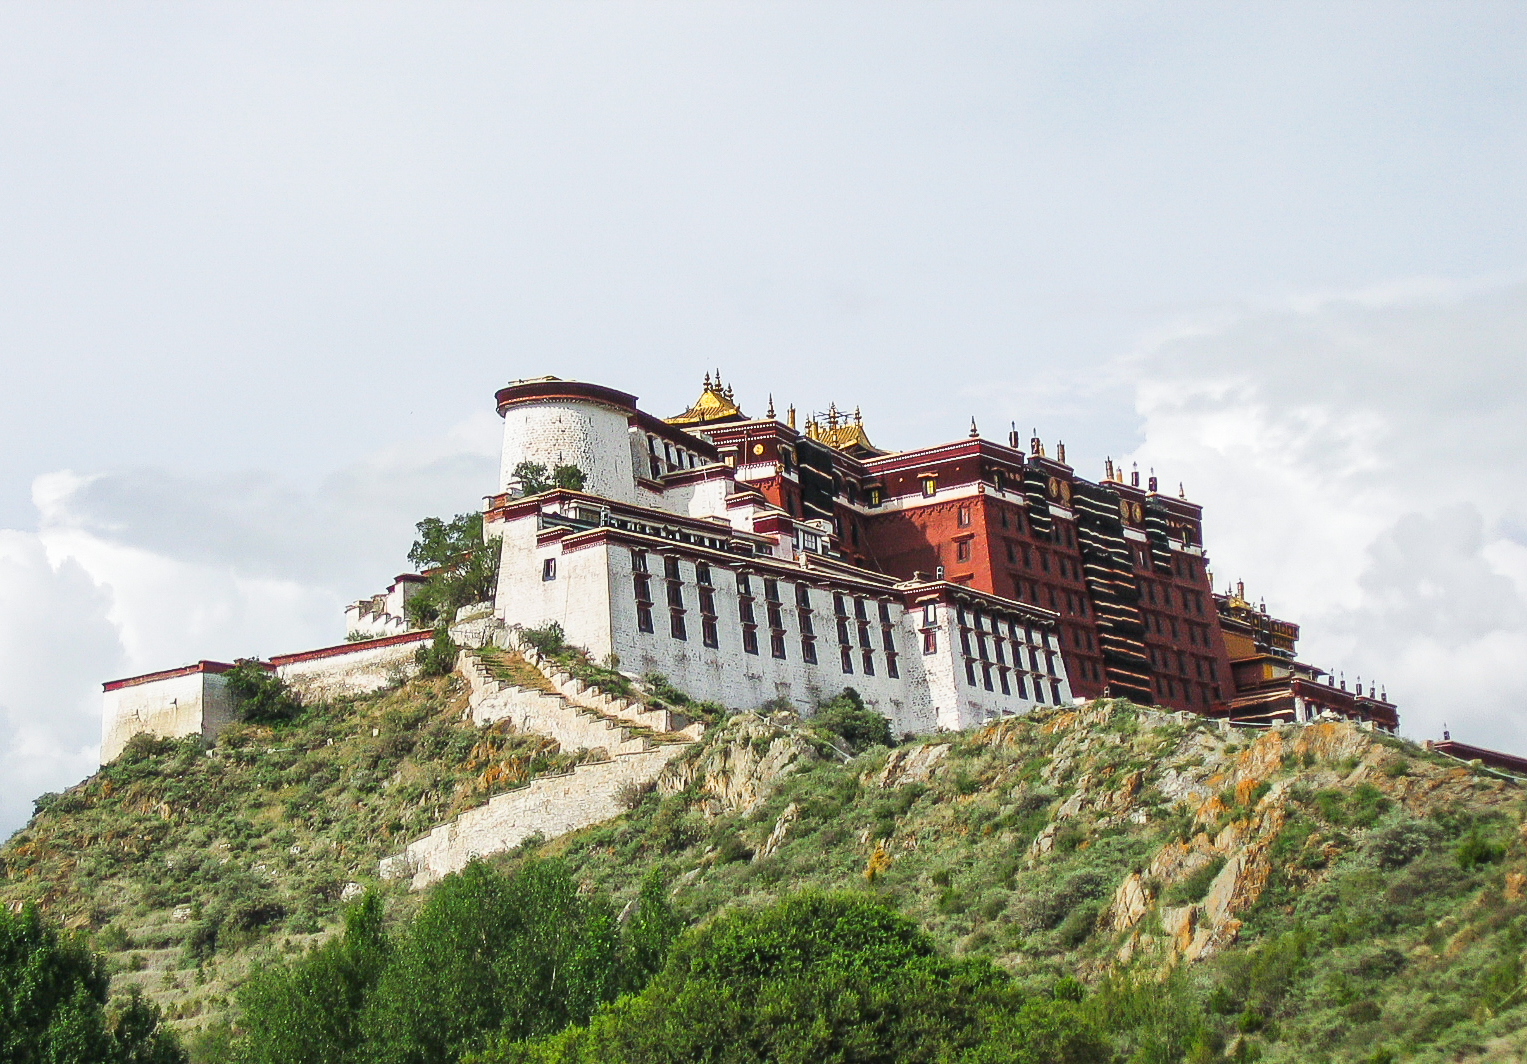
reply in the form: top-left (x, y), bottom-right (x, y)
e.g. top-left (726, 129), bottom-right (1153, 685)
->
top-left (496, 378), bottom-right (642, 503)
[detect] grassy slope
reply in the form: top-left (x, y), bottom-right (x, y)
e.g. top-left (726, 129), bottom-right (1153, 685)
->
top-left (3, 674), bottom-right (1525, 1063)
top-left (0, 673), bottom-right (588, 1041)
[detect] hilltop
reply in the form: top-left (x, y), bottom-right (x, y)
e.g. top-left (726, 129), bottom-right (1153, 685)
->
top-left (2, 653), bottom-right (1524, 1062)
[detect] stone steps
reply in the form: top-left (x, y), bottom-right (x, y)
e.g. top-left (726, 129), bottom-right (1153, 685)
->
top-left (378, 643), bottom-right (703, 890)
top-left (517, 644), bottom-right (703, 740)
top-left (379, 743), bottom-right (689, 890)
top-left (459, 651), bottom-right (653, 758)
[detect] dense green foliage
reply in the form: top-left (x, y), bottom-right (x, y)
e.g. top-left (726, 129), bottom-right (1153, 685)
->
top-left (405, 513), bottom-right (499, 628)
top-left (223, 661), bottom-right (303, 726)
top-left (0, 903), bottom-right (185, 1064)
top-left (511, 462), bottom-right (587, 496)
top-left (415, 627), bottom-right (458, 679)
top-left (475, 891), bottom-right (1108, 1064)
top-left (232, 860), bottom-right (680, 1064)
top-left (810, 687), bottom-right (894, 755)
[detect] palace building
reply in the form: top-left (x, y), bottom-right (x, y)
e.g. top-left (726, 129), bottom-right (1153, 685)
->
top-left (485, 373), bottom-right (1394, 732)
top-left (100, 372), bottom-right (1396, 764)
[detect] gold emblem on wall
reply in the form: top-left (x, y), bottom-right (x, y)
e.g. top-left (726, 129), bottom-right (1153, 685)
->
top-left (1132, 502), bottom-right (1143, 523)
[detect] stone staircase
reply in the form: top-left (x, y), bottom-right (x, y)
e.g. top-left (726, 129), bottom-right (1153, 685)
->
top-left (379, 645), bottom-right (700, 891)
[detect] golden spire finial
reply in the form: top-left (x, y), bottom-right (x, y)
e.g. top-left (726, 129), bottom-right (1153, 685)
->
top-left (787, 404), bottom-right (796, 429)
top-left (853, 406), bottom-right (862, 425)
top-left (703, 370), bottom-right (711, 388)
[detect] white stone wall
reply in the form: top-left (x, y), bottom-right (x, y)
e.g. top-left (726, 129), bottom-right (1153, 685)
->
top-left (383, 744), bottom-right (689, 890)
top-left (493, 522), bottom-right (616, 659)
top-left (491, 505), bottom-right (1069, 735)
top-left (500, 399), bottom-right (642, 504)
top-left (273, 635), bottom-right (427, 702)
top-left (100, 670), bottom-right (234, 763)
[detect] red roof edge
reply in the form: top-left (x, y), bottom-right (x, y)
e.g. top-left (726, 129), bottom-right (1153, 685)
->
top-left (103, 660), bottom-right (246, 692)
top-left (269, 629), bottom-right (432, 667)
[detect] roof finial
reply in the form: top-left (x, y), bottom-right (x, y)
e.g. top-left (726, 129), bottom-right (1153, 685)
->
top-left (1105, 457), bottom-right (1115, 480)
top-left (1178, 481), bottom-right (1186, 499)
top-left (1056, 440), bottom-right (1066, 464)
top-left (703, 370), bottom-right (711, 388)
top-left (853, 406), bottom-right (862, 425)
top-left (767, 394), bottom-right (776, 419)
top-left (787, 404), bottom-right (796, 429)
top-left (969, 417), bottom-right (979, 438)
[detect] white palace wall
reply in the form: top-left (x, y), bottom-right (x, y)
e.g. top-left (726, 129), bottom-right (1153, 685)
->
top-left (101, 665), bottom-right (236, 763)
top-left (492, 513), bottom-right (1072, 734)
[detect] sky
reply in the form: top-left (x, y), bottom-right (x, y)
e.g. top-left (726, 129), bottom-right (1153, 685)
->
top-left (1, 2), bottom-right (1524, 837)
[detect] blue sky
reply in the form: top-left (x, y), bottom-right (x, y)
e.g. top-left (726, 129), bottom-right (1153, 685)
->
top-left (2, 3), bottom-right (1524, 835)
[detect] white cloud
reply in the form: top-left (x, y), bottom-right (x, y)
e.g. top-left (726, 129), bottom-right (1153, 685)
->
top-left (0, 530), bottom-right (124, 835)
top-left (1126, 281), bottom-right (1527, 751)
top-left (0, 419), bottom-right (498, 839)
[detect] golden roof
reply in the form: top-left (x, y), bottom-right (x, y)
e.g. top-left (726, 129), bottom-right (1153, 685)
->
top-left (804, 403), bottom-right (883, 457)
top-left (666, 371), bottom-right (745, 425)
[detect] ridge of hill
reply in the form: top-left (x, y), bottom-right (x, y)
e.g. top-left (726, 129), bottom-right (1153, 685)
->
top-left (2, 659), bottom-right (1525, 1063)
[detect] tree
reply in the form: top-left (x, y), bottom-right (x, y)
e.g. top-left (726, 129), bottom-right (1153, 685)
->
top-left (235, 893), bottom-right (390, 1064)
top-left (477, 891), bottom-right (1067, 1064)
top-left (405, 513), bottom-right (499, 629)
top-left (0, 904), bottom-right (186, 1064)
top-left (512, 463), bottom-right (586, 497)
top-left (364, 860), bottom-right (622, 1064)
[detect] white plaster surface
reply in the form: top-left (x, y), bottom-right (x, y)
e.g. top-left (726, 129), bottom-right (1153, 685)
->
top-left (382, 744), bottom-right (689, 890)
top-left (274, 637), bottom-right (425, 702)
top-left (100, 670), bottom-right (234, 763)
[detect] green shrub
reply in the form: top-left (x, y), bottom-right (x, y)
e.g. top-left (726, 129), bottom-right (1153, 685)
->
top-left (1163, 856), bottom-right (1226, 906)
top-left (520, 622), bottom-right (568, 658)
top-left (810, 688), bottom-right (893, 755)
top-left (511, 462), bottom-right (586, 496)
top-left (415, 628), bottom-right (458, 679)
top-left (224, 660), bottom-right (303, 726)
top-left (1455, 828), bottom-right (1506, 870)
top-left (0, 903), bottom-right (186, 1063)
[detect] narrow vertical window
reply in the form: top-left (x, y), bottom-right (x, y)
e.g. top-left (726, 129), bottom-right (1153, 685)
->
top-left (542, 557), bottom-right (557, 581)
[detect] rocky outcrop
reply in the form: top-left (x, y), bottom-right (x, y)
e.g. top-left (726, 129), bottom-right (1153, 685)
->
top-left (868, 744), bottom-right (950, 788)
top-left (660, 715), bottom-right (815, 816)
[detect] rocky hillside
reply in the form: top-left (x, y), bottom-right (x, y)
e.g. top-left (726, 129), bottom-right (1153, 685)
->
top-left (3, 666), bottom-right (1525, 1063)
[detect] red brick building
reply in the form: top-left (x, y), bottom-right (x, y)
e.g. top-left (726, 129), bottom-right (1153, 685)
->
top-left (670, 375), bottom-right (1396, 729)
